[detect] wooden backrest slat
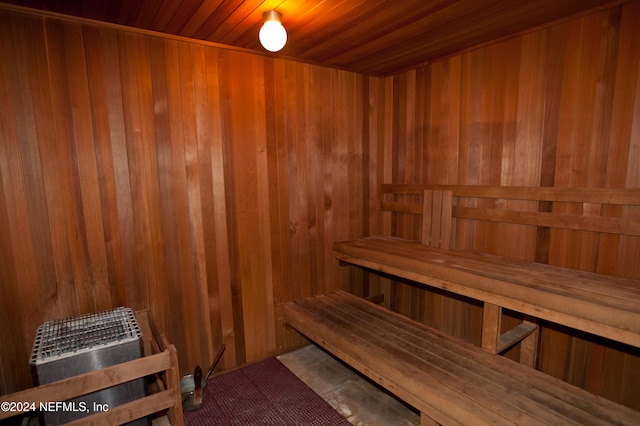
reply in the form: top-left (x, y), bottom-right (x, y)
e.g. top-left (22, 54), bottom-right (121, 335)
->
top-left (380, 184), bottom-right (640, 237)
top-left (382, 184), bottom-right (640, 205)
top-left (454, 206), bottom-right (640, 236)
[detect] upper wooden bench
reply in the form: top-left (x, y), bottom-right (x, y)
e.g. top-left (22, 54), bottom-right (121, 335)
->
top-left (336, 185), bottom-right (640, 363)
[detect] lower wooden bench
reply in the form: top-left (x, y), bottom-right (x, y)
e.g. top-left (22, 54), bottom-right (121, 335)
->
top-left (284, 290), bottom-right (640, 426)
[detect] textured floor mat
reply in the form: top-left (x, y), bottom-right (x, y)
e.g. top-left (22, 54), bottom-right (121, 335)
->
top-left (184, 357), bottom-right (351, 425)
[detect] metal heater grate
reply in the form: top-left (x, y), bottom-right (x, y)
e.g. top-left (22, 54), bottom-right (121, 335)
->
top-left (30, 307), bottom-right (146, 425)
top-left (31, 307), bottom-right (141, 363)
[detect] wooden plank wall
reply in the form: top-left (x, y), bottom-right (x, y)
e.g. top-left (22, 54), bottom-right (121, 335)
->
top-left (0, 7), bottom-right (370, 394)
top-left (2, 0), bottom-right (639, 412)
top-left (373, 0), bottom-right (640, 409)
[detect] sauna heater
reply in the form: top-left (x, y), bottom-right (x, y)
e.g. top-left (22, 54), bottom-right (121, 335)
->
top-left (30, 307), bottom-right (146, 425)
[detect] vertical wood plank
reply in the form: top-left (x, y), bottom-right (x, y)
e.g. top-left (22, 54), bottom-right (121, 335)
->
top-left (63, 22), bottom-right (111, 313)
top-left (82, 26), bottom-right (126, 310)
top-left (0, 12), bottom-right (39, 392)
top-left (44, 19), bottom-right (92, 314)
top-left (11, 13), bottom-right (61, 320)
top-left (481, 303), bottom-right (502, 354)
top-left (97, 26), bottom-right (136, 311)
top-left (203, 47), bottom-right (236, 368)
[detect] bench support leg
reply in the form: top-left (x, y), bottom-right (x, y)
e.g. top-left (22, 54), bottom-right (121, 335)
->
top-left (518, 317), bottom-right (539, 368)
top-left (481, 303), bottom-right (502, 354)
top-left (482, 303), bottom-right (539, 367)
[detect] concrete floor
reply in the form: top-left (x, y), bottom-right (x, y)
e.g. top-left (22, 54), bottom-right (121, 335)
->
top-left (278, 345), bottom-right (420, 426)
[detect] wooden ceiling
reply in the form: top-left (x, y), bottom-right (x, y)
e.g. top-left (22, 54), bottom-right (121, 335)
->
top-left (0, 0), bottom-right (626, 75)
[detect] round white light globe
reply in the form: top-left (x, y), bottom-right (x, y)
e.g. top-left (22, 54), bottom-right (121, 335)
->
top-left (259, 21), bottom-right (287, 52)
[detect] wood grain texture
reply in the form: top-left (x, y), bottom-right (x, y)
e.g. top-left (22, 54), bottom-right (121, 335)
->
top-left (0, 8), bottom-right (366, 394)
top-left (374, 1), bottom-right (640, 410)
top-left (284, 291), bottom-right (640, 425)
top-left (1, 0), bottom-right (639, 414)
top-left (0, 0), bottom-right (626, 75)
top-left (334, 236), bottom-right (640, 348)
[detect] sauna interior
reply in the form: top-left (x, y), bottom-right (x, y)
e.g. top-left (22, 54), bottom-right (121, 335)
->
top-left (1, 0), bottom-right (639, 417)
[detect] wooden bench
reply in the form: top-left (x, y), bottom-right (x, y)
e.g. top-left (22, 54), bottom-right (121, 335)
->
top-left (284, 290), bottom-right (640, 425)
top-left (361, 185), bottom-right (640, 365)
top-left (334, 235), bottom-right (640, 353)
top-left (285, 185), bottom-right (640, 424)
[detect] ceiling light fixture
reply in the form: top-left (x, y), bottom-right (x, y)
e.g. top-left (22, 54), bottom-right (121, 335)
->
top-left (259, 10), bottom-right (287, 52)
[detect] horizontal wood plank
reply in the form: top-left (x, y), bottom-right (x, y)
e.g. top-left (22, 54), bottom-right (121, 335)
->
top-left (454, 206), bottom-right (640, 236)
top-left (382, 184), bottom-right (640, 205)
top-left (381, 200), bottom-right (640, 235)
top-left (497, 322), bottom-right (539, 353)
top-left (380, 185), bottom-right (640, 236)
top-left (64, 390), bottom-right (176, 426)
